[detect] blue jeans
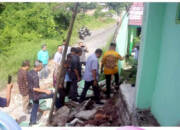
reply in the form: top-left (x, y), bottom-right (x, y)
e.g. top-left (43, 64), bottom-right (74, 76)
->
top-left (0, 97), bottom-right (7, 107)
top-left (30, 93), bottom-right (53, 124)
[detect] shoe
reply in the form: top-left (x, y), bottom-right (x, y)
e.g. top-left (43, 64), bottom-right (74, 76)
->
top-left (95, 101), bottom-right (104, 105)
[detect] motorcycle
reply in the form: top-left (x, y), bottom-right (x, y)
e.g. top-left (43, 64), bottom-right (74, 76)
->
top-left (78, 26), bottom-right (91, 40)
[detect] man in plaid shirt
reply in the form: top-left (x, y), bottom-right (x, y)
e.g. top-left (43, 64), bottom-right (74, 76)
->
top-left (27, 60), bottom-right (53, 126)
top-left (17, 60), bottom-right (30, 113)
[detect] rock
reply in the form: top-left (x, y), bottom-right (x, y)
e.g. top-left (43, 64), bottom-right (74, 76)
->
top-left (68, 99), bottom-right (93, 121)
top-left (75, 109), bottom-right (97, 120)
top-left (84, 99), bottom-right (94, 110)
top-left (66, 118), bottom-right (84, 126)
top-left (51, 106), bottom-right (70, 126)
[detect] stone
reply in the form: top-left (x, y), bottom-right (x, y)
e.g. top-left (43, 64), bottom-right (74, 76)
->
top-left (66, 118), bottom-right (84, 126)
top-left (51, 106), bottom-right (70, 126)
top-left (75, 109), bottom-right (97, 120)
top-left (68, 99), bottom-right (93, 120)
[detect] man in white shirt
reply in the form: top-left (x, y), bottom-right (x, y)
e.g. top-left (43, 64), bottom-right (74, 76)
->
top-left (53, 45), bottom-right (63, 65)
top-left (53, 45), bottom-right (63, 87)
top-left (78, 42), bottom-right (88, 66)
top-left (79, 49), bottom-right (103, 104)
top-left (62, 40), bottom-right (71, 55)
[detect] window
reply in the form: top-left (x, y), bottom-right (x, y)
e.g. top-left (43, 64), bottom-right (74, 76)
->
top-left (176, 3), bottom-right (180, 24)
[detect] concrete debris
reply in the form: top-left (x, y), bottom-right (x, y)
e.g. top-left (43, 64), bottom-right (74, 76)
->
top-left (66, 118), bottom-right (84, 126)
top-left (84, 90), bottom-right (131, 126)
top-left (132, 109), bottom-right (160, 126)
top-left (50, 84), bottom-right (159, 127)
top-left (75, 109), bottom-right (97, 120)
top-left (68, 99), bottom-right (94, 121)
top-left (51, 106), bottom-right (70, 126)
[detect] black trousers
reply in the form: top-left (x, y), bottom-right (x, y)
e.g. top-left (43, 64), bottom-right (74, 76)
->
top-left (69, 79), bottom-right (78, 100)
top-left (80, 80), bottom-right (100, 102)
top-left (55, 88), bottom-right (66, 109)
top-left (65, 81), bottom-right (72, 96)
top-left (105, 73), bottom-right (119, 98)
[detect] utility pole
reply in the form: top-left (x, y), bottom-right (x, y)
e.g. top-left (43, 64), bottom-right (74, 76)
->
top-left (48, 3), bottom-right (79, 124)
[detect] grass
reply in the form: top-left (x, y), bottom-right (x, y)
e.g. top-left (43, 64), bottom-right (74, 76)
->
top-left (0, 39), bottom-right (61, 87)
top-left (0, 16), bottom-right (115, 89)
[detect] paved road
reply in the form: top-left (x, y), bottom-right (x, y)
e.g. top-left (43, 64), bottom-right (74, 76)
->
top-left (78, 24), bottom-right (117, 57)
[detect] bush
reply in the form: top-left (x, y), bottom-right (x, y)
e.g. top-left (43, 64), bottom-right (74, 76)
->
top-left (0, 3), bottom-right (116, 88)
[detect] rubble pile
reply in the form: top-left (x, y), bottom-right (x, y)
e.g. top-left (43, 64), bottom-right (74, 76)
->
top-left (85, 91), bottom-right (131, 126)
top-left (132, 110), bottom-right (160, 126)
top-left (50, 86), bottom-right (132, 127)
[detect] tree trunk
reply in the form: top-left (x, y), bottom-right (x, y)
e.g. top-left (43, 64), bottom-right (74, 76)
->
top-left (48, 3), bottom-right (79, 124)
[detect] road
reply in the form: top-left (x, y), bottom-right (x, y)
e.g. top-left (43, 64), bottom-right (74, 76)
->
top-left (81, 24), bottom-right (116, 57)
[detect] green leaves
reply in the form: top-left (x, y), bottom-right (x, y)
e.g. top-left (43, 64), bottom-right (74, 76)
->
top-left (0, 3), bottom-right (60, 49)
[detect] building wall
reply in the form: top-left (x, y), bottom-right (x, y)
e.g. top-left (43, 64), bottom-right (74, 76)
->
top-left (151, 3), bottom-right (180, 126)
top-left (136, 3), bottom-right (165, 109)
top-left (116, 12), bottom-right (129, 73)
top-left (136, 3), bottom-right (180, 126)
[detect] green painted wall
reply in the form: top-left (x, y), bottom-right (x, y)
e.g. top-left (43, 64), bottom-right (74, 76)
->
top-left (151, 3), bottom-right (180, 126)
top-left (116, 12), bottom-right (129, 74)
top-left (136, 3), bottom-right (165, 109)
top-left (136, 3), bottom-right (180, 126)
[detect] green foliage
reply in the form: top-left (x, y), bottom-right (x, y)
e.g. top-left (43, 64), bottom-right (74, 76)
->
top-left (0, 3), bottom-right (61, 53)
top-left (105, 2), bottom-right (132, 14)
top-left (79, 2), bottom-right (97, 12)
top-left (0, 3), bottom-right (116, 87)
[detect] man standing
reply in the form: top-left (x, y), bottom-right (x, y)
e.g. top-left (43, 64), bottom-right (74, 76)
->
top-left (37, 44), bottom-right (49, 79)
top-left (132, 45), bottom-right (139, 63)
top-left (101, 43), bottom-right (124, 99)
top-left (53, 45), bottom-right (63, 88)
top-left (78, 42), bottom-right (88, 66)
top-left (62, 39), bottom-right (71, 55)
top-left (0, 83), bottom-right (13, 107)
top-left (64, 47), bottom-right (76, 96)
top-left (69, 47), bottom-right (82, 102)
top-left (27, 60), bottom-right (53, 125)
top-left (53, 45), bottom-right (63, 65)
top-left (17, 60), bottom-right (30, 113)
top-left (79, 49), bottom-right (103, 104)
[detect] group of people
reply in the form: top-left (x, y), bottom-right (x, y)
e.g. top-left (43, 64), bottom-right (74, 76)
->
top-left (0, 40), bottom-right (124, 126)
top-left (52, 41), bottom-right (124, 108)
